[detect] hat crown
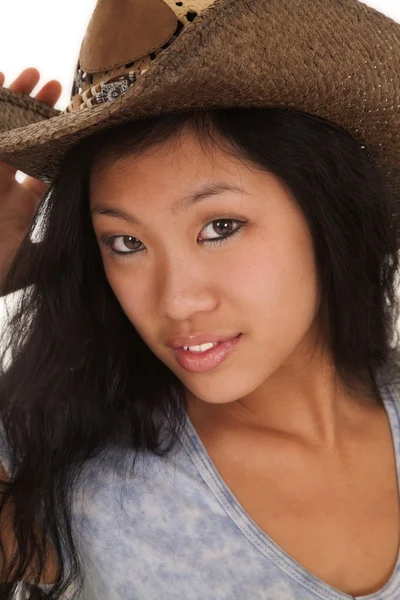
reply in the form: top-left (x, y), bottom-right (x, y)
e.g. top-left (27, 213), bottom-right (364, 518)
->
top-left (79, 0), bottom-right (177, 74)
top-left (69, 0), bottom-right (215, 109)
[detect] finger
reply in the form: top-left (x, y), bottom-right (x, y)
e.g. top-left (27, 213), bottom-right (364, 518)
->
top-left (8, 67), bottom-right (40, 95)
top-left (0, 72), bottom-right (5, 86)
top-left (34, 79), bottom-right (62, 107)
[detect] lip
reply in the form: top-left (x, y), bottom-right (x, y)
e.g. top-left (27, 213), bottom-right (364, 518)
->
top-left (167, 332), bottom-right (240, 349)
top-left (172, 334), bottom-right (242, 373)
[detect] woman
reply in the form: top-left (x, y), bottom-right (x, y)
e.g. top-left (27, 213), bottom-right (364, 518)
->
top-left (0, 0), bottom-right (399, 599)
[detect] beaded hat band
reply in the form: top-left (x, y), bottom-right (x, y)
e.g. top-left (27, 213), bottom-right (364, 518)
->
top-left (64, 71), bottom-right (138, 113)
top-left (0, 0), bottom-right (399, 198)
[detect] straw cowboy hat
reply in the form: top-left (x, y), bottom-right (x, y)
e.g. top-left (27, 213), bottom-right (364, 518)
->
top-left (0, 0), bottom-right (399, 192)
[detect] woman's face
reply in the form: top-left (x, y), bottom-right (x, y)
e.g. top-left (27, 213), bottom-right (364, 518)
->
top-left (90, 128), bottom-right (320, 406)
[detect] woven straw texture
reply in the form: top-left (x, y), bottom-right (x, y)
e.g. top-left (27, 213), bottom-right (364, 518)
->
top-left (0, 0), bottom-right (399, 195)
top-left (0, 87), bottom-right (60, 133)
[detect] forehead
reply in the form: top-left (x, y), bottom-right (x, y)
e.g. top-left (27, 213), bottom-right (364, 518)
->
top-left (88, 127), bottom-right (298, 222)
top-left (89, 129), bottom-right (249, 201)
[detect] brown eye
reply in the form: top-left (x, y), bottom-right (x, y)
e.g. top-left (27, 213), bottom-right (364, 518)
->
top-left (111, 235), bottom-right (142, 253)
top-left (199, 218), bottom-right (243, 242)
top-left (213, 220), bottom-right (235, 235)
top-left (122, 236), bottom-right (140, 250)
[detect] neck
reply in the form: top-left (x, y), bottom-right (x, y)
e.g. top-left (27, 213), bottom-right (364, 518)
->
top-left (187, 348), bottom-right (381, 452)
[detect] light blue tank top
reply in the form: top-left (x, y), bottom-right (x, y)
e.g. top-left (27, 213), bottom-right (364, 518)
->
top-left (4, 350), bottom-right (400, 600)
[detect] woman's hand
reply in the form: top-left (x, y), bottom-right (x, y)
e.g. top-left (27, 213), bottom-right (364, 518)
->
top-left (0, 68), bottom-right (62, 292)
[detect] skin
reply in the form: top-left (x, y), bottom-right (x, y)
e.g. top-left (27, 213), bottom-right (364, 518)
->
top-left (90, 125), bottom-right (377, 449)
top-left (89, 127), bottom-right (400, 596)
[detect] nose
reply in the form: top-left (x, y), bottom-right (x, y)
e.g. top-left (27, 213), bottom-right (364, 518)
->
top-left (156, 253), bottom-right (218, 321)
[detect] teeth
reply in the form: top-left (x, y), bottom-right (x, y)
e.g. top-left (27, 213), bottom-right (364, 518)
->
top-left (183, 342), bottom-right (218, 352)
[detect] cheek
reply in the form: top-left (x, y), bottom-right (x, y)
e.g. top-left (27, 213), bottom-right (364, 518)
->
top-left (228, 232), bottom-right (319, 333)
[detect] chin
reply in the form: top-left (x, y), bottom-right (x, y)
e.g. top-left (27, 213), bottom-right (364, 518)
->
top-left (182, 374), bottom-right (259, 406)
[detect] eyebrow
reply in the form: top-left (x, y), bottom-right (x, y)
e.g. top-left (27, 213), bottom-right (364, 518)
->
top-left (91, 181), bottom-right (247, 225)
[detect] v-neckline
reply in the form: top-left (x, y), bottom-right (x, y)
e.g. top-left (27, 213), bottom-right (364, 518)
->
top-left (179, 361), bottom-right (400, 600)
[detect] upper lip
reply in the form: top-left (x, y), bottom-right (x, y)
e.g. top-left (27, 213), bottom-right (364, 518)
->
top-left (167, 333), bottom-right (240, 349)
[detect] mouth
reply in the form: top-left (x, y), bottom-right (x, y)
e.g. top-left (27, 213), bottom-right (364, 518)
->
top-left (173, 333), bottom-right (242, 373)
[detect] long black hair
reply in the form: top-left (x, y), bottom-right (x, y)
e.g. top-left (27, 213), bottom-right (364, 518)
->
top-left (0, 107), bottom-right (399, 598)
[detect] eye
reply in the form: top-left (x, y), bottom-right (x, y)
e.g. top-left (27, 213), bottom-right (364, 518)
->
top-left (102, 217), bottom-right (247, 258)
top-left (107, 235), bottom-right (143, 255)
top-left (198, 218), bottom-right (245, 244)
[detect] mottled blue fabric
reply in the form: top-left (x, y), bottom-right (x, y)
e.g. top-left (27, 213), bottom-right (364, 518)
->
top-left (5, 350), bottom-right (400, 600)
